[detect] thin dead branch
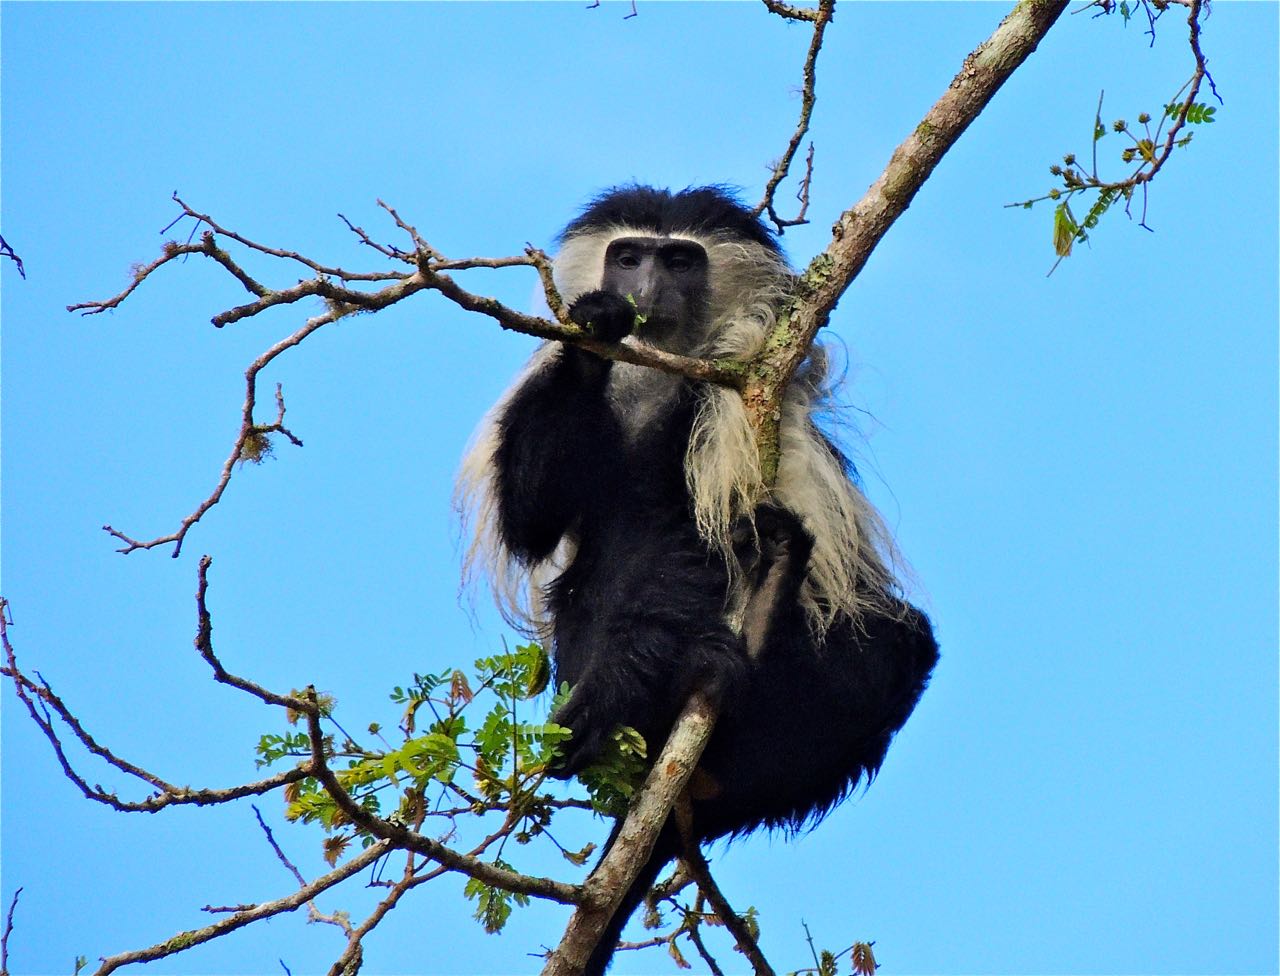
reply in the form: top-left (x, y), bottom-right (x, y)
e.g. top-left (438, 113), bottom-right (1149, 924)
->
top-left (753, 0), bottom-right (832, 231)
top-left (0, 886), bottom-right (20, 976)
top-left (682, 843), bottom-right (774, 976)
top-left (0, 234), bottom-right (26, 280)
top-left (0, 597), bottom-right (312, 812)
top-left (74, 197), bottom-right (743, 557)
top-left (93, 841), bottom-right (394, 976)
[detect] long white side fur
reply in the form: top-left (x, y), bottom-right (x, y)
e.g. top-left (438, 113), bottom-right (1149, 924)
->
top-left (455, 225), bottom-right (902, 636)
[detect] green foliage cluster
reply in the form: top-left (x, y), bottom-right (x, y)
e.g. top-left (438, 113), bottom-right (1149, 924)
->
top-left (1010, 0), bottom-right (1218, 267)
top-left (251, 642), bottom-right (649, 933)
top-left (464, 861), bottom-right (530, 934)
top-left (1011, 94), bottom-right (1217, 265)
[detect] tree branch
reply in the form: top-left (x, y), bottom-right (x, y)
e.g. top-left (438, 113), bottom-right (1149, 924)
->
top-left (753, 0), bottom-right (832, 231)
top-left (682, 843), bottom-right (774, 976)
top-left (541, 692), bottom-right (718, 975)
top-left (746, 0), bottom-right (1071, 481)
top-left (0, 597), bottom-right (313, 812)
top-left (93, 840), bottom-right (394, 976)
top-left (75, 197), bottom-right (745, 557)
top-left (542, 2), bottom-right (1072, 968)
top-left (0, 234), bottom-right (26, 280)
top-left (300, 692), bottom-right (581, 906)
top-left (0, 886), bottom-right (21, 976)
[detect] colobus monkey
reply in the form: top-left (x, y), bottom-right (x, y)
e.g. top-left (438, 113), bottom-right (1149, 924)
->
top-left (459, 185), bottom-right (937, 974)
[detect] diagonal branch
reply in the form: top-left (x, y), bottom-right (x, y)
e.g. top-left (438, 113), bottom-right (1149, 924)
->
top-left (746, 0), bottom-right (1071, 481)
top-left (544, 1), bottom-right (1073, 969)
top-left (542, 692), bottom-right (718, 975)
top-left (93, 840), bottom-right (395, 976)
top-left (299, 692), bottom-right (581, 906)
top-left (0, 597), bottom-right (311, 813)
top-left (681, 842), bottom-right (774, 976)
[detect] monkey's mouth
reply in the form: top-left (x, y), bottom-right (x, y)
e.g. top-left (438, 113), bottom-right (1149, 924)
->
top-left (633, 312), bottom-right (679, 337)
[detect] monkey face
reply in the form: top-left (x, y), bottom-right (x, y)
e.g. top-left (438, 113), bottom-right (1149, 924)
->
top-left (600, 236), bottom-right (710, 349)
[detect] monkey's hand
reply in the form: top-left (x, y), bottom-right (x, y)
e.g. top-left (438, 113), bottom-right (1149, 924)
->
top-left (548, 632), bottom-right (747, 779)
top-left (546, 685), bottom-right (617, 779)
top-left (568, 290), bottom-right (639, 343)
top-left (732, 503), bottom-right (815, 585)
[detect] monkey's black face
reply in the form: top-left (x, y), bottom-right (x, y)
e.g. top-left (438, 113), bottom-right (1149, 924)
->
top-left (600, 236), bottom-right (710, 348)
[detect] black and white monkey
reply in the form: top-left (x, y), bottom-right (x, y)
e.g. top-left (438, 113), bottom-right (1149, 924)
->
top-left (458, 185), bottom-right (938, 973)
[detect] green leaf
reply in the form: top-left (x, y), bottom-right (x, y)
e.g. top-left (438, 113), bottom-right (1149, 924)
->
top-left (1052, 204), bottom-right (1078, 258)
top-left (524, 642), bottom-right (551, 697)
top-left (462, 862), bottom-right (529, 933)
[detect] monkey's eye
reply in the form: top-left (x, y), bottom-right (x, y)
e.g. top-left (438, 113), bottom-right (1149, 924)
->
top-left (615, 251), bottom-right (641, 269)
top-left (666, 255), bottom-right (693, 273)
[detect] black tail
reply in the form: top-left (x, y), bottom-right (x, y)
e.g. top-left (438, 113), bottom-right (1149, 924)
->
top-left (580, 820), bottom-right (682, 976)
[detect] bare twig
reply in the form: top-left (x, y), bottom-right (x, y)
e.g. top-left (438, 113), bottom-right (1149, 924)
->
top-left (0, 234), bottom-right (26, 280)
top-left (0, 886), bottom-right (21, 976)
top-left (0, 597), bottom-right (311, 812)
top-left (682, 843), bottom-right (774, 976)
top-left (252, 805), bottom-right (356, 936)
top-left (337, 212), bottom-right (414, 263)
top-left (174, 194), bottom-right (403, 282)
top-left (93, 841), bottom-right (394, 976)
top-left (746, 0), bottom-right (1071, 481)
top-left (194, 556), bottom-right (314, 712)
top-left (323, 858), bottom-right (448, 976)
top-left (753, 0), bottom-right (832, 231)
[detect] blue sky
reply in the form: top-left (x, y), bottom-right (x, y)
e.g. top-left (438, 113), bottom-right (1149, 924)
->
top-left (2, 3), bottom-right (1276, 975)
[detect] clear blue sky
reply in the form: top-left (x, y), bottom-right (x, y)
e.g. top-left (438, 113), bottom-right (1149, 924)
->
top-left (3, 3), bottom-right (1276, 975)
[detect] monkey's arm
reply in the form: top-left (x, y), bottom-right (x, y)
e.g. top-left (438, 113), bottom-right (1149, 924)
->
top-left (492, 292), bottom-right (637, 563)
top-left (736, 504), bottom-right (815, 658)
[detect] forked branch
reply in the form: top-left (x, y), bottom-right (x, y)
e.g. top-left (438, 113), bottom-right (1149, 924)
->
top-left (753, 0), bottom-right (832, 231)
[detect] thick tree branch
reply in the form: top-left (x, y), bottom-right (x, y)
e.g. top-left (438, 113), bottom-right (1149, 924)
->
top-left (542, 2), bottom-right (1073, 968)
top-left (762, 0), bottom-right (821, 23)
top-left (746, 0), bottom-right (1071, 480)
top-left (542, 692), bottom-right (717, 975)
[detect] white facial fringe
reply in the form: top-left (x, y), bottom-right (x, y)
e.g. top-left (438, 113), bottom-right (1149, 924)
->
top-left (456, 226), bottom-right (902, 636)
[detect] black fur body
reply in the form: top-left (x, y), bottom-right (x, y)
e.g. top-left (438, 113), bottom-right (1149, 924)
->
top-left (466, 186), bottom-right (939, 974)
